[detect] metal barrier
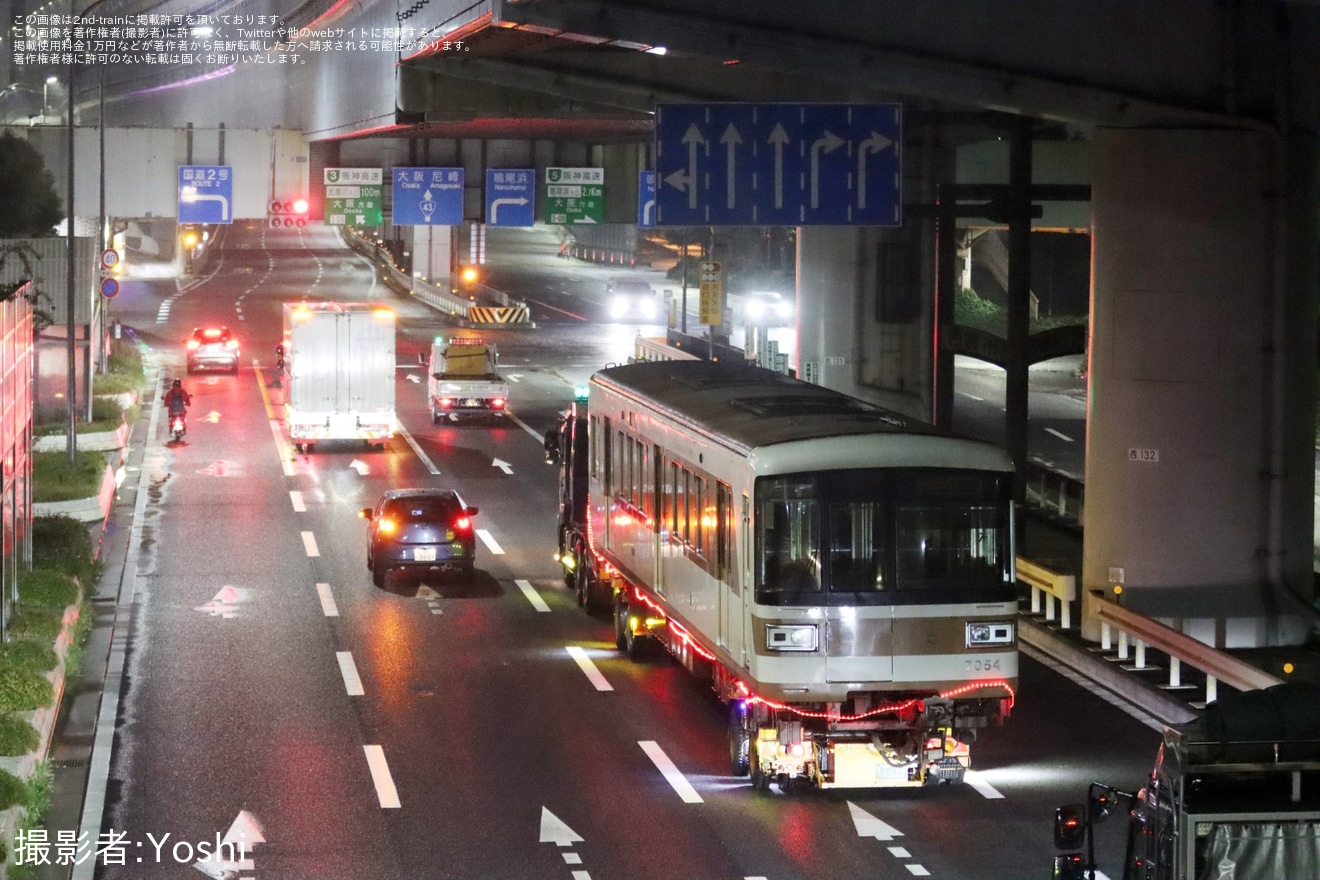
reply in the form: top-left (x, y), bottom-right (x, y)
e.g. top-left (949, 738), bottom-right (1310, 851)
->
top-left (1023, 460), bottom-right (1084, 528)
top-left (469, 305), bottom-right (531, 324)
top-left (633, 335), bottom-right (700, 363)
top-left (1088, 590), bottom-right (1284, 704)
top-left (1016, 557), bottom-right (1076, 630)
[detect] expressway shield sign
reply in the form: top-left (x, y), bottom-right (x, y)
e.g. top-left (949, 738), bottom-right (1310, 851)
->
top-left (655, 103), bottom-right (902, 226)
top-left (178, 166), bottom-right (234, 224)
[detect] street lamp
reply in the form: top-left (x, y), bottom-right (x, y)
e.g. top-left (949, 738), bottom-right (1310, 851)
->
top-left (42, 75), bottom-right (56, 122)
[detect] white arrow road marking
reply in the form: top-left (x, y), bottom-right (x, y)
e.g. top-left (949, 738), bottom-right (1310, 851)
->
top-left (964, 770), bottom-right (1005, 799)
top-left (192, 809), bottom-right (264, 877)
top-left (363, 745), bottom-right (401, 808)
top-left (316, 583), bottom-right (338, 617)
top-left (476, 529), bottom-right (504, 554)
top-left (349, 459), bottom-right (369, 475)
top-left (336, 652), bottom-right (365, 696)
top-left (492, 458), bottom-right (513, 475)
top-left (539, 807), bottom-right (583, 846)
top-left (1045, 427), bottom-right (1074, 442)
top-left (848, 801), bottom-right (904, 841)
top-left (566, 646), bottom-right (613, 691)
top-left (639, 741), bottom-right (703, 803)
top-left (290, 490), bottom-right (306, 512)
top-left (301, 531), bottom-right (319, 557)
top-left (195, 586), bottom-right (248, 618)
top-left (515, 579), bottom-right (551, 612)
top-left (407, 374), bottom-right (420, 383)
top-left (398, 425), bottom-right (440, 475)
top-left (506, 373), bottom-right (523, 382)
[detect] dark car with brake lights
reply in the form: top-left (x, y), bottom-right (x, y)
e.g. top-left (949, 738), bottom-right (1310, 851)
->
top-left (360, 488), bottom-right (478, 585)
top-left (186, 326), bottom-right (240, 373)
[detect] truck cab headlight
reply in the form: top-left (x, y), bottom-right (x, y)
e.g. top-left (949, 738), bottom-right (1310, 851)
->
top-left (766, 624), bottom-right (818, 652)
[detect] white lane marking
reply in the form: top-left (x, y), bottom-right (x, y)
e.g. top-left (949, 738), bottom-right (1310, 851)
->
top-left (888, 847), bottom-right (911, 858)
top-left (507, 410), bottom-right (544, 443)
top-left (957, 392), bottom-right (984, 401)
top-left (563, 854), bottom-right (583, 865)
top-left (476, 529), bottom-right (504, 555)
top-left (964, 770), bottom-right (1004, 799)
top-left (515, 579), bottom-right (551, 612)
top-left (1045, 427), bottom-right (1073, 442)
top-left (268, 419), bottom-right (295, 476)
top-left (363, 745), bottom-right (401, 808)
top-left (398, 425), bottom-right (441, 475)
top-left (290, 490), bottom-right (306, 512)
top-left (638, 741), bottom-right (703, 803)
top-left (316, 583), bottom-right (339, 617)
top-left (571, 872), bottom-right (590, 880)
top-left (904, 866), bottom-right (930, 877)
top-left (566, 646), bottom-right (613, 691)
top-left (301, 531), bottom-right (319, 557)
top-left (336, 652), bottom-right (365, 696)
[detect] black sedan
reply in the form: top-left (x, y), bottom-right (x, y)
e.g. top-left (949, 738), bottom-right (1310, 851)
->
top-left (361, 489), bottom-right (478, 586)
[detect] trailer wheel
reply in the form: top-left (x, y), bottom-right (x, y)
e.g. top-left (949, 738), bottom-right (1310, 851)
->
top-left (728, 703), bottom-right (751, 777)
top-left (750, 748), bottom-right (771, 792)
top-left (574, 562), bottom-right (591, 608)
top-left (614, 595), bottom-right (628, 651)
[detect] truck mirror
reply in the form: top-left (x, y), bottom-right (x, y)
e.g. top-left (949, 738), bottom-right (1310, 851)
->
top-left (465, 506), bottom-right (479, 517)
top-left (1087, 783), bottom-right (1120, 824)
top-left (543, 429), bottom-right (561, 464)
top-left (358, 508), bottom-right (374, 520)
top-left (1051, 853), bottom-right (1085, 880)
top-left (1054, 804), bottom-right (1086, 849)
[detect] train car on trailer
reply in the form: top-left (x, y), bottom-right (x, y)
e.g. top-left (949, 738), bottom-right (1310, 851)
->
top-left (550, 360), bottom-right (1019, 791)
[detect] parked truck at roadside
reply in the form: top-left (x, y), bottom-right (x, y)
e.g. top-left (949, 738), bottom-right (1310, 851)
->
top-left (1052, 682), bottom-right (1320, 879)
top-left (281, 302), bottom-right (396, 453)
top-left (427, 337), bottom-right (509, 424)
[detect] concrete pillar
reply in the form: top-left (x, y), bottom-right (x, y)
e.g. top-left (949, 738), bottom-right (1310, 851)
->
top-left (1083, 128), bottom-right (1314, 647)
top-left (797, 226), bottom-right (932, 420)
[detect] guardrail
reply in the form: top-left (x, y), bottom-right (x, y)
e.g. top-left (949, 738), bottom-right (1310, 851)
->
top-left (633, 335), bottom-right (700, 363)
top-left (1023, 460), bottom-right (1084, 528)
top-left (1015, 557), bottom-right (1076, 629)
top-left (1088, 589), bottom-right (1284, 704)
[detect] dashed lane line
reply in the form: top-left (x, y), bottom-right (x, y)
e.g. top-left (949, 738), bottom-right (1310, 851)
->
top-left (638, 741), bottom-right (703, 803)
top-left (316, 583), bottom-right (339, 617)
top-left (336, 652), bottom-right (365, 696)
top-left (363, 745), bottom-right (401, 808)
top-left (515, 578), bottom-right (551, 612)
top-left (290, 490), bottom-right (306, 512)
top-left (506, 410), bottom-right (544, 443)
top-left (566, 646), bottom-right (613, 692)
top-left (398, 424), bottom-right (441, 475)
top-left (964, 770), bottom-right (1004, 799)
top-left (301, 531), bottom-right (319, 557)
top-left (476, 529), bottom-right (504, 555)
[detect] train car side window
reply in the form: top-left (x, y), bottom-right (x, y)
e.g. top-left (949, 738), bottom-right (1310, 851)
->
top-left (756, 476), bottom-right (822, 597)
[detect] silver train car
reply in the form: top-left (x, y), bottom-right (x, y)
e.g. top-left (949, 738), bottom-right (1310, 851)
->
top-left (565, 360), bottom-right (1018, 789)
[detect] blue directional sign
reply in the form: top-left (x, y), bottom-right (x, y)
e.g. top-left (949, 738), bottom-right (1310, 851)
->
top-left (638, 170), bottom-right (657, 228)
top-left (485, 169), bottom-right (535, 227)
top-left (392, 167), bottom-right (464, 226)
top-left (178, 165), bottom-right (234, 224)
top-left (655, 103), bottom-right (902, 226)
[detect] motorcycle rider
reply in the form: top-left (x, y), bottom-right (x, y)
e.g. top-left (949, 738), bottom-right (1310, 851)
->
top-left (162, 378), bottom-right (192, 424)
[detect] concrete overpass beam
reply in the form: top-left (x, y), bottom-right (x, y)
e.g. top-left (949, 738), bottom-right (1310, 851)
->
top-left (1083, 128), bottom-right (1317, 648)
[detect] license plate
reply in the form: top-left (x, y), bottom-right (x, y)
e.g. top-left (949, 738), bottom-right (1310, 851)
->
top-left (463, 398), bottom-right (480, 407)
top-left (414, 548), bottom-right (437, 562)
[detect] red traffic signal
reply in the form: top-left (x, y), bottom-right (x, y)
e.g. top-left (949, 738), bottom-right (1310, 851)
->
top-left (268, 197), bottom-right (309, 228)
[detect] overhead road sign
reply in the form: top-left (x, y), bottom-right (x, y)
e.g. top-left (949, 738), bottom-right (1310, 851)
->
top-left (545, 167), bottom-right (603, 225)
top-left (178, 166), bottom-right (234, 224)
top-left (638, 171), bottom-right (657, 228)
top-left (325, 168), bottom-right (383, 227)
top-left (486, 169), bottom-right (535, 227)
top-left (392, 168), bottom-right (464, 226)
top-left (655, 103), bottom-right (902, 227)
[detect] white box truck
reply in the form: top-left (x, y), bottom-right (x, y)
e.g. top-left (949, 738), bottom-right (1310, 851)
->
top-left (427, 336), bottom-right (509, 424)
top-left (281, 302), bottom-right (396, 452)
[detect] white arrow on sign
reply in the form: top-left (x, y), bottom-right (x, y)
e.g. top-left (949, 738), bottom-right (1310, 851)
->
top-left (810, 130), bottom-right (847, 210)
top-left (848, 801), bottom-right (904, 842)
top-left (349, 459), bottom-right (370, 476)
top-left (857, 130), bottom-right (893, 210)
top-left (720, 122), bottom-right (743, 209)
top-left (681, 123), bottom-right (704, 209)
top-left (539, 807), bottom-right (583, 847)
top-left (490, 196), bottom-right (529, 224)
top-left (181, 192), bottom-right (231, 222)
top-left (492, 458), bottom-right (513, 475)
top-left (767, 123), bottom-right (790, 209)
top-left (192, 809), bottom-right (265, 878)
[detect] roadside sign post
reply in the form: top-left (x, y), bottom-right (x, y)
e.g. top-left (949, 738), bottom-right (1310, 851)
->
top-left (698, 261), bottom-right (724, 326)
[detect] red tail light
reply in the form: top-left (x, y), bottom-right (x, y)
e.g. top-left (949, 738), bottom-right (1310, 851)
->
top-left (491, 397), bottom-right (506, 409)
top-left (454, 516), bottom-right (471, 530)
top-left (439, 398), bottom-right (453, 408)
top-left (186, 339), bottom-right (200, 350)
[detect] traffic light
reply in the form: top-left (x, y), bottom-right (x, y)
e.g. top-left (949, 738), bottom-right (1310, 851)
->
top-left (268, 197), bottom-right (309, 228)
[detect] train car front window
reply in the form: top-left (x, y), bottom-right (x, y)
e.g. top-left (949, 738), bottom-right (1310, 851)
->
top-left (757, 476), bottom-right (822, 595)
top-left (893, 471), bottom-right (1006, 592)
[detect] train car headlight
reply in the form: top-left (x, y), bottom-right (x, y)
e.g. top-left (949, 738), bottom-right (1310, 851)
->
top-left (766, 624), bottom-right (818, 652)
top-left (966, 622), bottom-right (1015, 647)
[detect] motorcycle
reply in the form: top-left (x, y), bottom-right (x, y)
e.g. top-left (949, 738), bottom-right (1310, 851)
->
top-left (169, 412), bottom-right (187, 443)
